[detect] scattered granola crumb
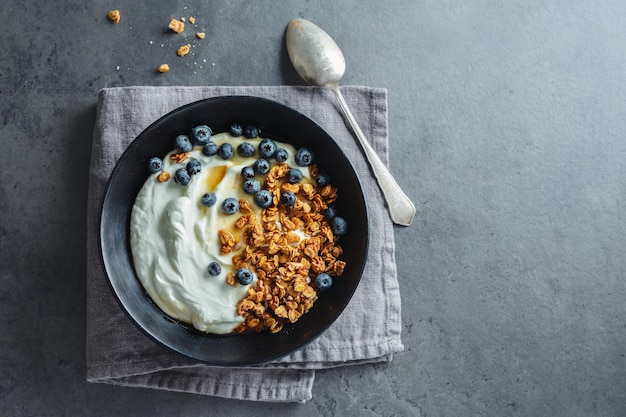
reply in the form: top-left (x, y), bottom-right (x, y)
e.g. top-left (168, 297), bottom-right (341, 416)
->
top-left (177, 44), bottom-right (191, 57)
top-left (106, 11), bottom-right (211, 75)
top-left (168, 18), bottom-right (185, 33)
top-left (108, 9), bottom-right (121, 24)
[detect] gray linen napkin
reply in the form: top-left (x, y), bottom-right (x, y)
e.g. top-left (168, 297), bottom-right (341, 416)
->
top-left (86, 86), bottom-right (403, 403)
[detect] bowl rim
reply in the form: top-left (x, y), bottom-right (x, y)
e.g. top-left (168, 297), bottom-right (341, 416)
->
top-left (99, 95), bottom-right (369, 366)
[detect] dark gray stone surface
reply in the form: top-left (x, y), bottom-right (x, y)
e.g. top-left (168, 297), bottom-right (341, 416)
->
top-left (2, 0), bottom-right (626, 415)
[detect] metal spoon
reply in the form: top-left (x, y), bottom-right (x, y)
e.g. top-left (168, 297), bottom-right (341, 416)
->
top-left (286, 18), bottom-right (416, 226)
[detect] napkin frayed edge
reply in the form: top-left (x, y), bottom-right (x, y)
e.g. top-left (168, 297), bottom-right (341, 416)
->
top-left (88, 366), bottom-right (315, 403)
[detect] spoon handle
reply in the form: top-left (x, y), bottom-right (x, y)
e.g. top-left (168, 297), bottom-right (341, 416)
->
top-left (330, 85), bottom-right (416, 226)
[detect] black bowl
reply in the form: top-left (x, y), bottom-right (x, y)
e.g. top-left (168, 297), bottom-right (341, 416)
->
top-left (100, 96), bottom-right (368, 366)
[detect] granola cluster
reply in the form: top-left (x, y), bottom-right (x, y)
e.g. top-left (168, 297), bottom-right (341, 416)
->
top-left (218, 164), bottom-right (347, 333)
top-left (107, 9), bottom-right (121, 24)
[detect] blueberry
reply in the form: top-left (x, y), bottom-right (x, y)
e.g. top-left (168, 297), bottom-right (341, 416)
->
top-left (241, 166), bottom-right (255, 180)
top-left (254, 190), bottom-right (273, 209)
top-left (202, 141), bottom-right (218, 156)
top-left (331, 216), bottom-right (347, 235)
top-left (174, 135), bottom-right (193, 152)
top-left (243, 178), bottom-right (260, 194)
top-left (295, 147), bottom-right (314, 166)
top-left (286, 168), bottom-right (303, 184)
top-left (207, 262), bottom-right (222, 276)
top-left (192, 125), bottom-right (212, 145)
top-left (235, 267), bottom-right (254, 285)
top-left (237, 142), bottom-right (255, 157)
top-left (218, 143), bottom-right (234, 160)
top-left (201, 192), bottom-right (217, 207)
top-left (280, 191), bottom-right (296, 207)
top-left (186, 159), bottom-right (201, 175)
top-left (253, 158), bottom-right (270, 175)
top-left (230, 123), bottom-right (243, 137)
top-left (222, 197), bottom-right (240, 214)
top-left (174, 168), bottom-right (191, 185)
top-left (324, 206), bottom-right (337, 220)
top-left (147, 157), bottom-right (163, 173)
top-left (243, 125), bottom-right (259, 139)
top-left (315, 273), bottom-right (333, 291)
top-left (274, 148), bottom-right (288, 163)
top-left (258, 138), bottom-right (277, 158)
top-left (315, 173), bottom-right (330, 187)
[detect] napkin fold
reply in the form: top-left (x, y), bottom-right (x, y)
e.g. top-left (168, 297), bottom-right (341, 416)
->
top-left (86, 86), bottom-right (403, 403)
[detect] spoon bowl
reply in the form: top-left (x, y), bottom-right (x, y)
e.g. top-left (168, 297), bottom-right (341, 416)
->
top-left (286, 18), bottom-right (416, 226)
top-left (286, 18), bottom-right (346, 87)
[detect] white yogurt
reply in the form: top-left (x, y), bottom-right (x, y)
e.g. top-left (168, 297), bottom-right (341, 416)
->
top-left (130, 132), bottom-right (311, 334)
